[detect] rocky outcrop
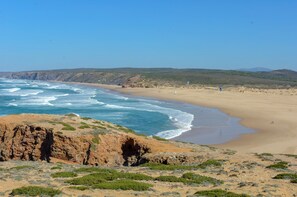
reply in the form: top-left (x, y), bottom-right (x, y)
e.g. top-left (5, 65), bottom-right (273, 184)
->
top-left (0, 114), bottom-right (192, 166)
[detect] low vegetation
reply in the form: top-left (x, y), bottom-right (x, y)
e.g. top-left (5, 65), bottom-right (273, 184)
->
top-left (156, 172), bottom-right (222, 186)
top-left (10, 165), bottom-right (33, 170)
top-left (117, 125), bottom-right (136, 134)
top-left (152, 135), bottom-right (168, 141)
top-left (51, 166), bottom-right (62, 170)
top-left (194, 189), bottom-right (250, 197)
top-left (51, 171), bottom-right (78, 178)
top-left (273, 173), bottom-right (297, 180)
top-left (11, 186), bottom-right (61, 196)
top-left (60, 122), bottom-right (76, 131)
top-left (291, 179), bottom-right (297, 183)
top-left (65, 169), bottom-right (154, 191)
top-left (141, 159), bottom-right (222, 170)
top-left (282, 154), bottom-right (297, 159)
top-left (92, 180), bottom-right (152, 191)
top-left (74, 167), bottom-right (117, 174)
top-left (79, 122), bottom-right (91, 129)
top-left (266, 161), bottom-right (288, 170)
top-left (68, 186), bottom-right (89, 191)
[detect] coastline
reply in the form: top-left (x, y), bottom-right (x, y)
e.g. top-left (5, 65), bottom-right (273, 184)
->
top-left (67, 82), bottom-right (297, 154)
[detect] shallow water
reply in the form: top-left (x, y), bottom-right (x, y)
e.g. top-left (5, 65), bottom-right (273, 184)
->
top-left (0, 78), bottom-right (253, 144)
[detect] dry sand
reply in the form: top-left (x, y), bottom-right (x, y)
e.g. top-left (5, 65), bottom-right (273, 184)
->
top-left (81, 84), bottom-right (297, 154)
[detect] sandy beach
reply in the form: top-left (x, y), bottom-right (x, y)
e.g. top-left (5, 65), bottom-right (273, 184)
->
top-left (78, 83), bottom-right (297, 154)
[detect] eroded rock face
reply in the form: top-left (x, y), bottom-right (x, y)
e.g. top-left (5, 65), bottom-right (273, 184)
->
top-left (0, 125), bottom-right (53, 162)
top-left (0, 114), bottom-right (193, 166)
top-left (0, 124), bottom-right (152, 166)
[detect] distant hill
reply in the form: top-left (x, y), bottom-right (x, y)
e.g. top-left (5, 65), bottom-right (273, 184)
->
top-left (1, 68), bottom-right (297, 88)
top-left (237, 67), bottom-right (272, 72)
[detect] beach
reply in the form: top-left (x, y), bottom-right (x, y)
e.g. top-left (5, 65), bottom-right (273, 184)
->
top-left (86, 84), bottom-right (297, 154)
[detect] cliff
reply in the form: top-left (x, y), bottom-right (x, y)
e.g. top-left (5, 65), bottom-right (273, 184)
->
top-left (0, 114), bottom-right (193, 166)
top-left (0, 114), bottom-right (296, 196)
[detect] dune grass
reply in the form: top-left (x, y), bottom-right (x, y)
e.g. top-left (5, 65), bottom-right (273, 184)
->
top-left (11, 186), bottom-right (61, 196)
top-left (194, 189), bottom-right (250, 197)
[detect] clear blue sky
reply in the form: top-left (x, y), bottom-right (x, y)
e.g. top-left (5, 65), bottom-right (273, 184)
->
top-left (0, 0), bottom-right (296, 71)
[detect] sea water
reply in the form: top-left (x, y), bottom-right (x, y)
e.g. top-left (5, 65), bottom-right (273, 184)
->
top-left (0, 78), bottom-right (194, 138)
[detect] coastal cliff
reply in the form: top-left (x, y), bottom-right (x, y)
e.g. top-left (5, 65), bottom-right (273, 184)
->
top-left (0, 114), bottom-right (194, 166)
top-left (0, 114), bottom-right (296, 196)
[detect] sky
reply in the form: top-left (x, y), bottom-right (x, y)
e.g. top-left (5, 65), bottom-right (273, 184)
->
top-left (0, 0), bottom-right (296, 71)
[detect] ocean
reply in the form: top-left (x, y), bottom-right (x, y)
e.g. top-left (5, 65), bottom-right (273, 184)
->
top-left (0, 78), bottom-right (253, 143)
top-left (0, 78), bottom-right (194, 138)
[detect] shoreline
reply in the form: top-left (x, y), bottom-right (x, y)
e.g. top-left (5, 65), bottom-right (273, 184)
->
top-left (66, 82), bottom-right (297, 154)
top-left (65, 82), bottom-right (254, 145)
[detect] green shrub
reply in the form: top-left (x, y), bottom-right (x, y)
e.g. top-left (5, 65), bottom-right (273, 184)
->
top-left (117, 125), bottom-right (136, 134)
top-left (11, 186), bottom-right (61, 196)
top-left (92, 136), bottom-right (100, 144)
top-left (79, 122), bottom-right (91, 129)
top-left (198, 160), bottom-right (222, 169)
top-left (92, 180), bottom-right (152, 191)
top-left (68, 170), bottom-right (153, 186)
top-left (69, 186), bottom-right (89, 191)
top-left (51, 171), bottom-right (77, 178)
top-left (51, 166), bottom-right (62, 170)
top-left (141, 159), bottom-right (222, 170)
top-left (194, 189), bottom-right (250, 197)
top-left (273, 173), bottom-right (297, 180)
top-left (58, 122), bottom-right (76, 131)
top-left (266, 161), bottom-right (288, 169)
top-left (74, 167), bottom-right (117, 174)
top-left (155, 173), bottom-right (222, 186)
top-left (66, 173), bottom-right (106, 185)
top-left (10, 165), bottom-right (33, 170)
top-left (182, 172), bottom-right (223, 185)
top-left (155, 176), bottom-right (182, 183)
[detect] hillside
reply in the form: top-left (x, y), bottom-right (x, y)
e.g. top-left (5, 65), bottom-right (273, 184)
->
top-left (1, 68), bottom-right (297, 88)
top-left (0, 114), bottom-right (296, 196)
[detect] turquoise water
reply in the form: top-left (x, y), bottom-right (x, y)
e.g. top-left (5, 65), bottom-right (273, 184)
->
top-left (0, 78), bottom-right (194, 138)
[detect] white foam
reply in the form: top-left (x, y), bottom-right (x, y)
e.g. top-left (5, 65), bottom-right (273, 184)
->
top-left (104, 104), bottom-right (134, 109)
top-left (20, 90), bottom-right (44, 96)
top-left (18, 96), bottom-right (57, 106)
top-left (4, 88), bottom-right (21, 92)
top-left (139, 103), bottom-right (194, 139)
top-left (8, 103), bottom-right (18, 107)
